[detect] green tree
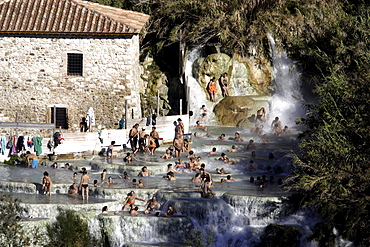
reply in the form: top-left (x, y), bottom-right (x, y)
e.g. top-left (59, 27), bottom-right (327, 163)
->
top-left (280, 1), bottom-right (370, 245)
top-left (46, 208), bottom-right (98, 247)
top-left (0, 195), bottom-right (39, 246)
top-left (182, 227), bottom-right (215, 247)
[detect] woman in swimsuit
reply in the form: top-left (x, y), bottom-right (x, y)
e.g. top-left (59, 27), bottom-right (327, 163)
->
top-left (176, 118), bottom-right (184, 138)
top-left (256, 107), bottom-right (266, 122)
top-left (147, 136), bottom-right (156, 155)
top-left (138, 166), bottom-right (150, 177)
top-left (207, 77), bottom-right (217, 102)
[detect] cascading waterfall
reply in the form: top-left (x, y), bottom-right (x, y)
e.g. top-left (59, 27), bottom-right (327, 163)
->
top-left (185, 48), bottom-right (213, 125)
top-left (186, 37), bottom-right (305, 129)
top-left (267, 33), bottom-right (306, 128)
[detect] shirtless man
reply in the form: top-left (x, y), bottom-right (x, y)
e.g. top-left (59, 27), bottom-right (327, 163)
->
top-left (122, 191), bottom-right (146, 211)
top-left (173, 134), bottom-right (184, 158)
top-left (195, 121), bottom-right (207, 131)
top-left (186, 150), bottom-right (197, 159)
top-left (150, 126), bottom-right (160, 149)
top-left (194, 157), bottom-right (202, 170)
top-left (282, 126), bottom-right (292, 134)
top-left (274, 124), bottom-right (283, 136)
top-left (138, 128), bottom-right (147, 153)
top-left (208, 147), bottom-right (218, 155)
top-left (188, 158), bottom-right (196, 171)
top-left (107, 141), bottom-right (115, 158)
top-left (218, 134), bottom-right (226, 140)
top-left (271, 117), bottom-right (282, 131)
top-left (79, 171), bottom-right (90, 200)
top-left (144, 196), bottom-right (159, 214)
top-left (227, 145), bottom-right (238, 152)
top-left (129, 124), bottom-right (139, 153)
top-left (26, 151), bottom-right (38, 168)
top-left (226, 175), bottom-right (235, 182)
top-left (220, 73), bottom-right (230, 97)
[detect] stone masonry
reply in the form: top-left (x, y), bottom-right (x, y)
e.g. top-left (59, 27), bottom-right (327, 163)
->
top-left (0, 34), bottom-right (142, 132)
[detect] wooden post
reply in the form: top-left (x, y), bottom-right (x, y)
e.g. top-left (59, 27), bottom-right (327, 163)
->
top-left (180, 99), bottom-right (182, 116)
top-left (157, 90), bottom-right (160, 117)
top-left (125, 100), bottom-right (128, 129)
top-left (53, 105), bottom-right (56, 131)
top-left (15, 112), bottom-right (18, 137)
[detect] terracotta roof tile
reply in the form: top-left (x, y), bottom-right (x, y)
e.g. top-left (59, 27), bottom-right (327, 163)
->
top-left (0, 0), bottom-right (149, 34)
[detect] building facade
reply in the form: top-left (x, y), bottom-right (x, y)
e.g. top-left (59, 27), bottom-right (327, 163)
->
top-left (0, 0), bottom-right (149, 131)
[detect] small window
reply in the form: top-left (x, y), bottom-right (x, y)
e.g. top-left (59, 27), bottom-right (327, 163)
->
top-left (51, 107), bottom-right (68, 129)
top-left (67, 53), bottom-right (83, 76)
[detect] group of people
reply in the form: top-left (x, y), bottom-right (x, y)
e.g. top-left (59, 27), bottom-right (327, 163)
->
top-left (128, 121), bottom-right (160, 155)
top-left (248, 107), bottom-right (293, 137)
top-left (206, 73), bottom-right (230, 102)
top-left (100, 193), bottom-right (178, 217)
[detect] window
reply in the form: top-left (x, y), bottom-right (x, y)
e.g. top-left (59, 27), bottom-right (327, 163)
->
top-left (67, 53), bottom-right (83, 76)
top-left (51, 107), bottom-right (68, 129)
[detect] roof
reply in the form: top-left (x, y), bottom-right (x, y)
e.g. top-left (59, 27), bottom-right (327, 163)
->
top-left (0, 0), bottom-right (150, 35)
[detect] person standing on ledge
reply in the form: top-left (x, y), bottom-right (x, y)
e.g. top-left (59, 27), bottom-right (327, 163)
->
top-left (79, 117), bottom-right (88, 132)
top-left (150, 126), bottom-right (160, 148)
top-left (79, 170), bottom-right (90, 200)
top-left (173, 133), bottom-right (184, 158)
top-left (129, 123), bottom-right (139, 153)
top-left (219, 73), bottom-right (230, 97)
top-left (207, 77), bottom-right (217, 102)
top-left (42, 171), bottom-right (52, 196)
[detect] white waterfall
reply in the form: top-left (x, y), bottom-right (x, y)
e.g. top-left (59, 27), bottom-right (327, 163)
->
top-left (268, 33), bottom-right (305, 128)
top-left (185, 48), bottom-right (217, 126)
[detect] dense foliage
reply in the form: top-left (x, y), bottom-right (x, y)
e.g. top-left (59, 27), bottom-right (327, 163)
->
top-left (92, 0), bottom-right (370, 245)
top-left (270, 1), bottom-right (370, 245)
top-left (46, 208), bottom-right (98, 247)
top-left (92, 0), bottom-right (277, 56)
top-left (0, 195), bottom-right (38, 246)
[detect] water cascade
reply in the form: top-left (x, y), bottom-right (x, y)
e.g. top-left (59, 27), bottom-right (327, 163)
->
top-left (268, 34), bottom-right (306, 127)
top-left (186, 48), bottom-right (213, 125)
top-left (0, 40), bottom-right (316, 247)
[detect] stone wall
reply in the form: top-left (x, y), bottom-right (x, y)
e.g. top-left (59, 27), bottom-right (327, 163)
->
top-left (0, 34), bottom-right (142, 132)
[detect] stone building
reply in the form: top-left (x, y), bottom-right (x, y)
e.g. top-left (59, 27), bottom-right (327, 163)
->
top-left (0, 0), bottom-right (149, 131)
